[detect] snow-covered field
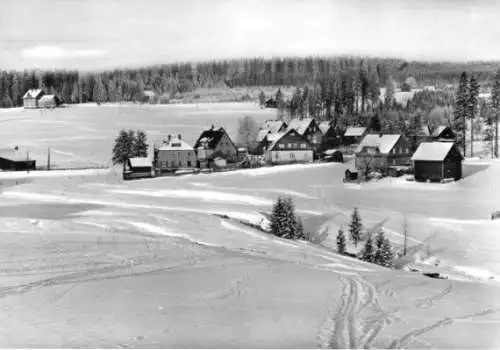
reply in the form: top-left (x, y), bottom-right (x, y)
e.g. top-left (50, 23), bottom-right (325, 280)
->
top-left (1, 104), bottom-right (500, 348)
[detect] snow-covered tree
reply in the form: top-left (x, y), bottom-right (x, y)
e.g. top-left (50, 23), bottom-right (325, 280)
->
top-left (361, 233), bottom-right (375, 263)
top-left (374, 230), bottom-right (394, 268)
top-left (112, 129), bottom-right (135, 166)
top-left (134, 130), bottom-right (149, 157)
top-left (270, 196), bottom-right (299, 240)
top-left (336, 226), bottom-right (346, 255)
top-left (349, 208), bottom-right (363, 247)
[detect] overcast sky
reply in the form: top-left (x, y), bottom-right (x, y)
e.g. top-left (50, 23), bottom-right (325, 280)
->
top-left (1, 0), bottom-right (499, 71)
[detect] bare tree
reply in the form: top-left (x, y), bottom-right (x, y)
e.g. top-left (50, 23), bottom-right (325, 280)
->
top-left (237, 115), bottom-right (259, 150)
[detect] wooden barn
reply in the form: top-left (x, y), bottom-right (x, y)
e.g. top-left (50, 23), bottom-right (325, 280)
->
top-left (123, 157), bottom-right (154, 180)
top-left (264, 128), bottom-right (313, 165)
top-left (412, 142), bottom-right (463, 182)
top-left (0, 148), bottom-right (36, 171)
top-left (193, 126), bottom-right (238, 163)
top-left (38, 95), bottom-right (60, 108)
top-left (355, 133), bottom-right (412, 174)
top-left (23, 89), bottom-right (45, 109)
top-left (156, 134), bottom-right (197, 172)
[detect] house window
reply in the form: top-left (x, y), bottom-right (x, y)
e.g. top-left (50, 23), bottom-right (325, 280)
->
top-left (301, 143), bottom-right (306, 149)
top-left (279, 144), bottom-right (285, 149)
top-left (287, 143), bottom-right (292, 148)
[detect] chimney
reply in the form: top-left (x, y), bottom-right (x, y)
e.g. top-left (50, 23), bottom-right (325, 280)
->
top-left (177, 134), bottom-right (182, 140)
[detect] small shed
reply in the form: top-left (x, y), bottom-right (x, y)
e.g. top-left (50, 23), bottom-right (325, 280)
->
top-left (123, 157), bottom-right (154, 180)
top-left (23, 89), bottom-right (45, 109)
top-left (412, 142), bottom-right (463, 182)
top-left (343, 127), bottom-right (367, 145)
top-left (38, 95), bottom-right (60, 108)
top-left (0, 148), bottom-right (36, 171)
top-left (142, 90), bottom-right (157, 104)
top-left (323, 149), bottom-right (343, 163)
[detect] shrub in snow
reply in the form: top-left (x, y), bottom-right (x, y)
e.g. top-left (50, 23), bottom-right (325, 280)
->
top-left (336, 226), bottom-right (346, 255)
top-left (348, 208), bottom-right (363, 247)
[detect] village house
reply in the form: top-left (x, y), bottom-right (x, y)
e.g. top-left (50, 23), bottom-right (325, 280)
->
top-left (343, 127), bottom-right (368, 146)
top-left (286, 118), bottom-right (323, 154)
top-left (23, 89), bottom-right (45, 109)
top-left (412, 142), bottom-right (463, 182)
top-left (141, 90), bottom-right (157, 104)
top-left (319, 121), bottom-right (342, 151)
top-left (156, 134), bottom-right (197, 172)
top-left (38, 95), bottom-right (60, 109)
top-left (0, 147), bottom-right (36, 171)
top-left (431, 125), bottom-right (456, 142)
top-left (355, 133), bottom-right (412, 174)
top-left (264, 98), bottom-right (277, 108)
top-left (194, 126), bottom-right (238, 164)
top-left (123, 157), bottom-right (154, 180)
top-left (264, 128), bottom-right (313, 165)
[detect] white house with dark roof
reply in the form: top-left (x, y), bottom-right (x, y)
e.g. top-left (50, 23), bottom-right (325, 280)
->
top-left (156, 134), bottom-right (197, 171)
top-left (355, 133), bottom-right (412, 173)
top-left (264, 128), bottom-right (313, 165)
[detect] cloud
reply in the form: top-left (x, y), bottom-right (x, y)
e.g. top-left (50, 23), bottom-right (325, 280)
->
top-left (22, 45), bottom-right (105, 59)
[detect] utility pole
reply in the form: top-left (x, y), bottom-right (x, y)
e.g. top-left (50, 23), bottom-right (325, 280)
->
top-left (47, 148), bottom-right (51, 171)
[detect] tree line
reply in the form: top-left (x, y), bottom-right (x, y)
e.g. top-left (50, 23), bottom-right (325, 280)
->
top-left (1, 56), bottom-right (500, 109)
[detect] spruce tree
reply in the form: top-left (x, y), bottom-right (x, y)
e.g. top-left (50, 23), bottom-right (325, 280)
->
top-left (361, 233), bottom-right (375, 263)
top-left (374, 230), bottom-right (385, 265)
top-left (336, 226), bottom-right (346, 255)
top-left (270, 196), bottom-right (297, 239)
top-left (468, 76), bottom-right (480, 157)
top-left (348, 208), bottom-right (363, 247)
top-left (112, 129), bottom-right (135, 166)
top-left (380, 237), bottom-right (394, 268)
top-left (270, 197), bottom-right (285, 237)
top-left (295, 217), bottom-right (305, 241)
top-left (454, 72), bottom-right (469, 156)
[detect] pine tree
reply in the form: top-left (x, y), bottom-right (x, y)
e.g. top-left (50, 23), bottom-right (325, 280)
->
top-left (93, 75), bottom-right (107, 105)
top-left (361, 233), bottom-right (375, 263)
top-left (468, 76), bottom-right (480, 157)
top-left (349, 208), bottom-right (363, 247)
top-left (336, 226), bottom-right (346, 255)
top-left (270, 196), bottom-right (300, 239)
top-left (454, 72), bottom-right (469, 156)
top-left (270, 197), bottom-right (285, 237)
top-left (295, 217), bottom-right (305, 240)
top-left (374, 230), bottom-right (385, 265)
top-left (380, 237), bottom-right (394, 268)
top-left (134, 130), bottom-right (149, 157)
top-left (491, 71), bottom-right (500, 158)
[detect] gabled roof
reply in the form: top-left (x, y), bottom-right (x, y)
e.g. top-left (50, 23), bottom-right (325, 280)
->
top-left (431, 125), bottom-right (453, 138)
top-left (128, 157), bottom-right (152, 168)
top-left (257, 129), bottom-right (271, 142)
top-left (319, 121), bottom-right (332, 135)
top-left (262, 120), bottom-right (287, 134)
top-left (194, 127), bottom-right (232, 150)
top-left (421, 124), bottom-right (432, 136)
top-left (39, 95), bottom-right (56, 102)
top-left (287, 118), bottom-right (315, 135)
top-left (412, 142), bottom-right (462, 161)
top-left (344, 127), bottom-right (367, 137)
top-left (267, 128), bottom-right (310, 151)
top-left (23, 89), bottom-right (43, 99)
top-left (158, 137), bottom-right (194, 151)
top-left (355, 134), bottom-right (403, 154)
top-left (0, 147), bottom-right (31, 162)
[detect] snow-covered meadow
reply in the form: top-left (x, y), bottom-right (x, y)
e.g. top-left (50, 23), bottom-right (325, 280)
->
top-left (1, 103), bottom-right (500, 348)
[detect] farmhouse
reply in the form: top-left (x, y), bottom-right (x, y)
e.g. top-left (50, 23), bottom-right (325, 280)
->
top-left (286, 118), bottom-right (322, 154)
top-left (355, 133), bottom-right (412, 173)
top-left (123, 157), bottom-right (154, 180)
top-left (38, 95), bottom-right (60, 109)
top-left (412, 142), bottom-right (463, 182)
top-left (343, 127), bottom-right (367, 146)
top-left (23, 89), bottom-right (45, 109)
top-left (156, 134), bottom-right (197, 172)
top-left (0, 147), bottom-right (36, 171)
top-left (264, 128), bottom-right (313, 165)
top-left (194, 126), bottom-right (238, 163)
top-left (431, 125), bottom-right (456, 142)
top-left (319, 121), bottom-right (342, 151)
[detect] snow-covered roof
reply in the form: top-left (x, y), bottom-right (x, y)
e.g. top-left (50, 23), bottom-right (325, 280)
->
top-left (422, 125), bottom-right (432, 137)
top-left (286, 118), bottom-right (314, 135)
top-left (344, 127), bottom-right (367, 137)
top-left (431, 125), bottom-right (450, 138)
top-left (412, 142), bottom-right (460, 161)
top-left (128, 157), bottom-right (152, 168)
top-left (319, 121), bottom-right (332, 135)
top-left (23, 89), bottom-right (43, 99)
top-left (355, 134), bottom-right (402, 154)
top-left (262, 120), bottom-right (287, 134)
top-left (39, 95), bottom-right (56, 102)
top-left (143, 90), bottom-right (156, 97)
top-left (257, 129), bottom-right (271, 142)
top-left (159, 136), bottom-right (194, 151)
top-left (0, 147), bottom-right (31, 162)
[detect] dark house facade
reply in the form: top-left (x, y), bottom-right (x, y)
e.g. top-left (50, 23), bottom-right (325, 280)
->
top-left (286, 118), bottom-right (323, 154)
top-left (319, 121), bottom-right (342, 151)
top-left (412, 142), bottom-right (463, 182)
top-left (194, 126), bottom-right (238, 163)
top-left (123, 157), bottom-right (154, 180)
top-left (431, 125), bottom-right (456, 142)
